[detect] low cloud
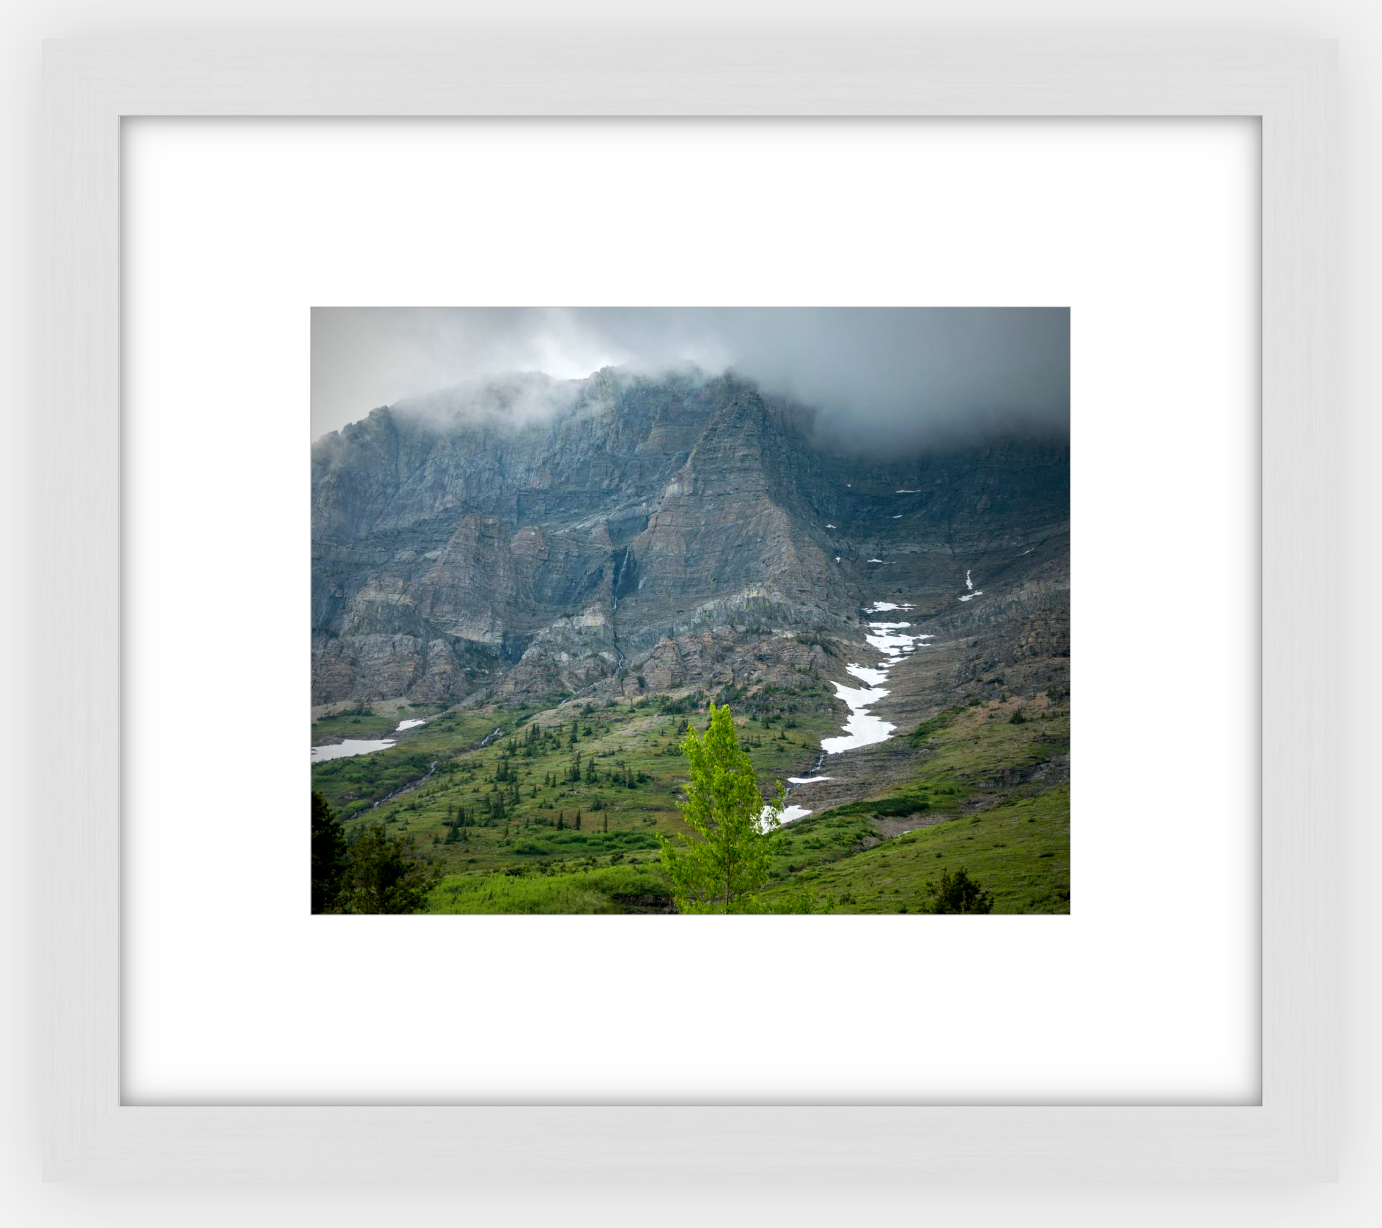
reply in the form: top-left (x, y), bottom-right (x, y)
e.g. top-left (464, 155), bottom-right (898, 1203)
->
top-left (398, 370), bottom-right (585, 431)
top-left (312, 307), bottom-right (1069, 454)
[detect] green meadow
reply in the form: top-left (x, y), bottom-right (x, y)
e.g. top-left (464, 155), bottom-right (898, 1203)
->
top-left (310, 684), bottom-right (1070, 914)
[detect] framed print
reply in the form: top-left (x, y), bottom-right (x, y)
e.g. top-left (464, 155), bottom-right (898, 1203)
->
top-left (42, 37), bottom-right (1337, 1182)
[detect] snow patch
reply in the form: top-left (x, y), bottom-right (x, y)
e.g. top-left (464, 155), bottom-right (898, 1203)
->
top-left (821, 681), bottom-right (896, 753)
top-left (311, 738), bottom-right (396, 763)
top-left (819, 611), bottom-right (934, 754)
top-left (763, 803), bottom-right (813, 828)
top-left (865, 622), bottom-right (933, 656)
top-left (846, 662), bottom-right (889, 686)
top-left (805, 599), bottom-right (934, 758)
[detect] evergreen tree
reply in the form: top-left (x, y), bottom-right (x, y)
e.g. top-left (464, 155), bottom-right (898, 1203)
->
top-left (311, 791), bottom-right (349, 914)
top-left (926, 867), bottom-right (995, 914)
top-left (337, 825), bottom-right (442, 914)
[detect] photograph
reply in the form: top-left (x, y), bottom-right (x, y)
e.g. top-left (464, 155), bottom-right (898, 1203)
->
top-left (310, 306), bottom-right (1071, 914)
top-left (20, 13), bottom-right (1364, 1213)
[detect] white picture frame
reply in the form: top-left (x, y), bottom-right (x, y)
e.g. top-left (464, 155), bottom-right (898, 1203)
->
top-left (42, 36), bottom-right (1338, 1182)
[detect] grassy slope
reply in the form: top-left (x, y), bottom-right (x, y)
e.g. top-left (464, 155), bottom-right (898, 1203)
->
top-left (311, 682), bottom-right (838, 875)
top-left (760, 785), bottom-right (1069, 913)
top-left (311, 684), bottom-right (1070, 914)
top-left (310, 710), bottom-right (398, 743)
top-left (756, 698), bottom-right (1070, 913)
top-left (428, 862), bottom-right (674, 915)
top-left (310, 707), bottom-right (538, 819)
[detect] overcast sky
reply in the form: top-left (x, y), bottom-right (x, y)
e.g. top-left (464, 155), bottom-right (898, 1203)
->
top-left (311, 307), bottom-right (1069, 452)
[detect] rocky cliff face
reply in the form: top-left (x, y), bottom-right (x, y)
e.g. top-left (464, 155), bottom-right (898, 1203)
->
top-left (311, 368), bottom-right (1069, 707)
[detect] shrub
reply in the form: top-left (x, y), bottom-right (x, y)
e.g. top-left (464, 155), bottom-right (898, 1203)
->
top-left (925, 867), bottom-right (994, 915)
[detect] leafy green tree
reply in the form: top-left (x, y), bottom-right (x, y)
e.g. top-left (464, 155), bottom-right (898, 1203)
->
top-left (926, 867), bottom-right (995, 914)
top-left (338, 824), bottom-right (442, 914)
top-left (658, 702), bottom-right (783, 913)
top-left (311, 791), bottom-right (349, 914)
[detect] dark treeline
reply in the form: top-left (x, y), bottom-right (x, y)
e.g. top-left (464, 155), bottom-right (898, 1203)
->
top-left (311, 791), bottom-right (441, 914)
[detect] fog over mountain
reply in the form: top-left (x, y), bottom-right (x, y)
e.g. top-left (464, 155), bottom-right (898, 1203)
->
top-left (311, 307), bottom-right (1070, 454)
top-left (312, 363), bottom-right (1070, 711)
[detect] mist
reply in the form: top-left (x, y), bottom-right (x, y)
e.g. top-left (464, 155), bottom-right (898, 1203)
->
top-left (311, 307), bottom-right (1069, 454)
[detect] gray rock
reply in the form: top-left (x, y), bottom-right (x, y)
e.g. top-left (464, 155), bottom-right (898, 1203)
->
top-left (311, 368), bottom-right (1069, 706)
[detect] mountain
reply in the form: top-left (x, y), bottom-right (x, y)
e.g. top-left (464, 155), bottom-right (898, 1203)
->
top-left (311, 367), bottom-right (1070, 728)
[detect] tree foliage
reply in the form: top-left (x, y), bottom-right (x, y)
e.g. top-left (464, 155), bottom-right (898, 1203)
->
top-left (658, 703), bottom-right (782, 913)
top-left (338, 824), bottom-right (444, 914)
top-left (312, 790), bottom-right (441, 914)
top-left (926, 866), bottom-right (995, 914)
top-left (311, 790), bottom-right (349, 914)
